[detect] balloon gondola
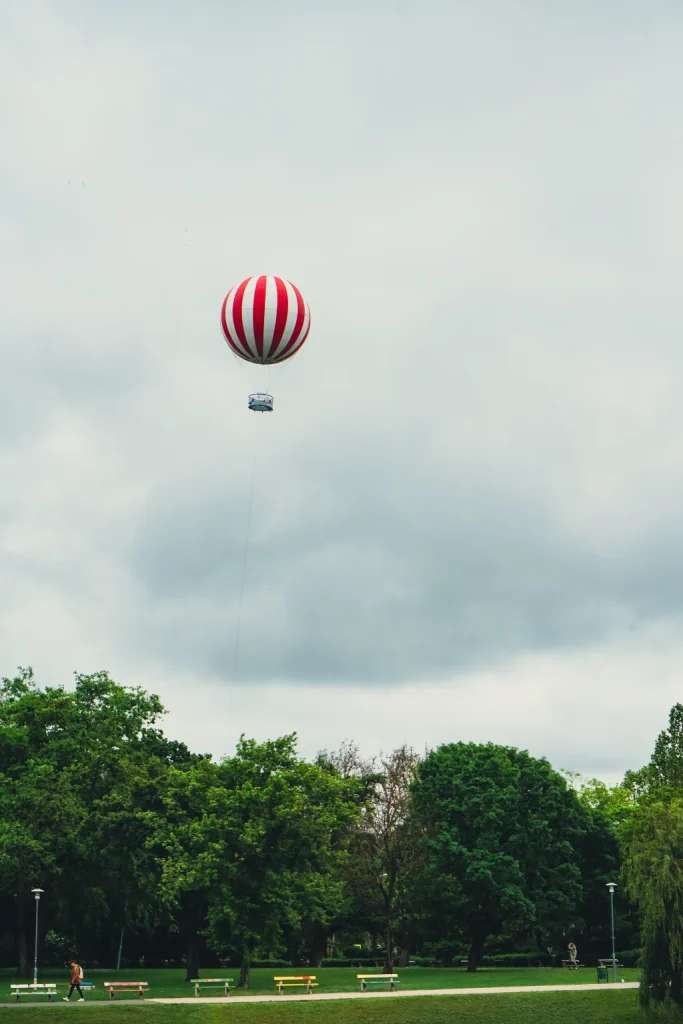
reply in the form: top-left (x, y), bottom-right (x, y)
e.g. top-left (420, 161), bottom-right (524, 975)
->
top-left (247, 393), bottom-right (274, 413)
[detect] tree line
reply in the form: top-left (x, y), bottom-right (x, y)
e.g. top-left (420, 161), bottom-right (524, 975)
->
top-left (0, 669), bottom-right (681, 1008)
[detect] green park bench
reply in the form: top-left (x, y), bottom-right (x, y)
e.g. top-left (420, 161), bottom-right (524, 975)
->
top-left (10, 983), bottom-right (58, 1001)
top-left (190, 977), bottom-right (234, 996)
top-left (357, 973), bottom-right (400, 991)
top-left (274, 975), bottom-right (318, 993)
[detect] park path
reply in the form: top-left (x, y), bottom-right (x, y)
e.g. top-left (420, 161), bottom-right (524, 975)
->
top-left (151, 981), bottom-right (640, 1005)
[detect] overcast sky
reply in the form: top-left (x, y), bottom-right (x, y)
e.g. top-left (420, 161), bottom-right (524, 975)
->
top-left (2, 1), bottom-right (682, 781)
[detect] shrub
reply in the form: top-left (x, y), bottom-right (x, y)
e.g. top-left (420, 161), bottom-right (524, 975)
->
top-left (615, 949), bottom-right (640, 968)
top-left (321, 958), bottom-right (385, 968)
top-left (481, 952), bottom-right (553, 967)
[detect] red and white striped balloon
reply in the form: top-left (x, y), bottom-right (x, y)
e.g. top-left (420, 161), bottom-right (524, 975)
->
top-left (220, 275), bottom-right (311, 365)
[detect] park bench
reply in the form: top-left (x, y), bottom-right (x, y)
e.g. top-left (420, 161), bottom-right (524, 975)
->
top-left (357, 973), bottom-right (400, 991)
top-left (274, 975), bottom-right (318, 994)
top-left (103, 980), bottom-right (149, 999)
top-left (190, 977), bottom-right (234, 997)
top-left (10, 983), bottom-right (58, 1001)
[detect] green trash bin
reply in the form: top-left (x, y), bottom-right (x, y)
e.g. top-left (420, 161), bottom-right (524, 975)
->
top-left (596, 966), bottom-right (608, 983)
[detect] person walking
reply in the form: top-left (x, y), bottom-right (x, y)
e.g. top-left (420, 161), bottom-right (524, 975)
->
top-left (63, 960), bottom-right (85, 1001)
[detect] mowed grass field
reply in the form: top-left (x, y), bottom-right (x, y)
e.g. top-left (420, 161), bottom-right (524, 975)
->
top-left (0, 965), bottom-right (639, 1003)
top-left (0, 990), bottom-right (644, 1024)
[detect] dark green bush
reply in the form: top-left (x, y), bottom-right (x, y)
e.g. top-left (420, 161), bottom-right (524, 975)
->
top-left (321, 958), bottom-right (385, 968)
top-left (481, 952), bottom-right (553, 967)
top-left (615, 949), bottom-right (640, 967)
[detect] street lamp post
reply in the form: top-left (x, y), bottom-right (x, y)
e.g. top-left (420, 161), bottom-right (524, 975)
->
top-left (606, 882), bottom-right (617, 982)
top-left (30, 889), bottom-right (44, 987)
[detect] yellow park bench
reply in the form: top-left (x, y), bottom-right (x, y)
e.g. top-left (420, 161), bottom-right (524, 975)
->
top-left (190, 977), bottom-right (234, 997)
top-left (357, 973), bottom-right (400, 991)
top-left (274, 975), bottom-right (318, 994)
top-left (10, 983), bottom-right (58, 1001)
top-left (103, 980), bottom-right (149, 999)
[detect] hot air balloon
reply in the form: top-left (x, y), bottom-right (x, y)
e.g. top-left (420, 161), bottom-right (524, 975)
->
top-left (220, 275), bottom-right (311, 411)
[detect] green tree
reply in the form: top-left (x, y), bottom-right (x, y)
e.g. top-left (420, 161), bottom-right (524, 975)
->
top-left (624, 797), bottom-right (683, 1007)
top-left (344, 746), bottom-right (422, 971)
top-left (625, 704), bottom-right (683, 801)
top-left (622, 704), bottom-right (683, 1010)
top-left (0, 668), bottom-right (191, 970)
top-left (0, 669), bottom-right (81, 972)
top-left (158, 735), bottom-right (360, 987)
top-left (155, 754), bottom-right (225, 980)
top-left (412, 743), bottom-right (592, 971)
top-left (576, 777), bottom-right (637, 839)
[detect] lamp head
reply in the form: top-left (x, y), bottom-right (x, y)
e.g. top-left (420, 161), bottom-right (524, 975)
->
top-left (606, 882), bottom-right (617, 893)
top-left (31, 888), bottom-right (45, 898)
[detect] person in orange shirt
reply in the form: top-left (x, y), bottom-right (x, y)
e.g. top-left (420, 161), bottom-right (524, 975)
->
top-left (63, 960), bottom-right (85, 1001)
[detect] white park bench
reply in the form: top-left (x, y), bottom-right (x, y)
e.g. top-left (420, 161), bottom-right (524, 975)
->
top-left (190, 977), bottom-right (234, 997)
top-left (357, 973), bottom-right (400, 991)
top-left (10, 983), bottom-right (58, 1001)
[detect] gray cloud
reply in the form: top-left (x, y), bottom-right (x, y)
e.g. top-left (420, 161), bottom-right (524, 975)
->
top-left (2, 0), bottom-right (683, 775)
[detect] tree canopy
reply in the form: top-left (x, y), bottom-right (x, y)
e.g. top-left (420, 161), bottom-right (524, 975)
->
top-left (411, 742), bottom-right (614, 970)
top-left (2, 666), bottom-right (672, 984)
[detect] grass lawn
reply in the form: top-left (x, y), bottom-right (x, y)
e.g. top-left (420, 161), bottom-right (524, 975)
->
top-left (0, 965), bottom-right (640, 1004)
top-left (0, 990), bottom-right (644, 1023)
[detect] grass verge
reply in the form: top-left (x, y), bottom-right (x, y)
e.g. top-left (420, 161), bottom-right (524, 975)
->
top-left (0, 990), bottom-right (643, 1023)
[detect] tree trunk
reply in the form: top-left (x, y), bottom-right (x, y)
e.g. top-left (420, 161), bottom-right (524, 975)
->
top-left (306, 926), bottom-right (326, 967)
top-left (467, 935), bottom-right (485, 973)
top-left (184, 932), bottom-right (200, 982)
top-left (15, 896), bottom-right (28, 977)
top-left (382, 922), bottom-right (394, 973)
top-left (239, 947), bottom-right (251, 989)
top-left (398, 947), bottom-right (409, 967)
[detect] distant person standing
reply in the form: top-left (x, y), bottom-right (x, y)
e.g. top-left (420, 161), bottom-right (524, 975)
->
top-left (567, 942), bottom-right (578, 969)
top-left (63, 960), bottom-right (85, 1001)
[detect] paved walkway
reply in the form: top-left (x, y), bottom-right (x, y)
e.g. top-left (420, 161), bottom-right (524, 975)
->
top-left (151, 981), bottom-right (640, 1005)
